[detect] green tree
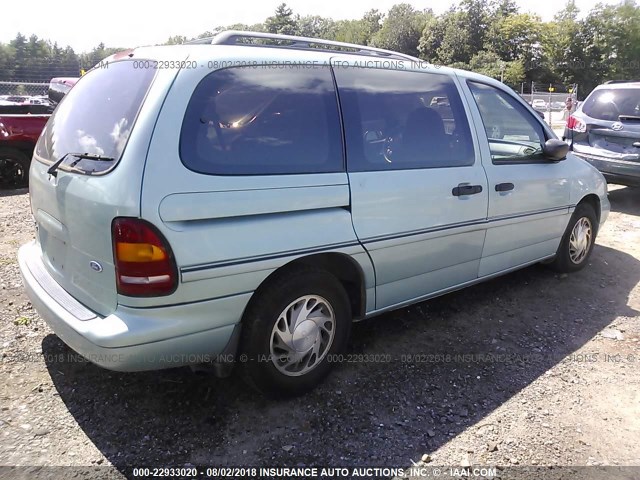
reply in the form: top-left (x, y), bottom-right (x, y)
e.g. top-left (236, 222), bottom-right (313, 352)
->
top-left (332, 11), bottom-right (382, 45)
top-left (466, 50), bottom-right (525, 85)
top-left (265, 3), bottom-right (298, 35)
top-left (419, 9), bottom-right (472, 64)
top-left (459, 0), bottom-right (491, 56)
top-left (540, 0), bottom-right (580, 84)
top-left (491, 0), bottom-right (518, 18)
top-left (165, 35), bottom-right (187, 45)
top-left (62, 46), bottom-right (80, 76)
top-left (597, 0), bottom-right (640, 80)
top-left (296, 15), bottom-right (336, 38)
top-left (79, 43), bottom-right (124, 70)
top-left (0, 44), bottom-right (15, 80)
top-left (488, 13), bottom-right (541, 62)
top-left (10, 33), bottom-right (27, 81)
top-left (420, 0), bottom-right (493, 64)
top-left (371, 4), bottom-right (430, 57)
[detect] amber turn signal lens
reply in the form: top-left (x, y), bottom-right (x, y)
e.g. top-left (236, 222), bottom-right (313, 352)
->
top-left (116, 242), bottom-right (166, 262)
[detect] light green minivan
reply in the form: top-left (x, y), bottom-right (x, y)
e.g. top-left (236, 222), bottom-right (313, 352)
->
top-left (19, 31), bottom-right (609, 395)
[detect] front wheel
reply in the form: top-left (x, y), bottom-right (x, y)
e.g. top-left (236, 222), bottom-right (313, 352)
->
top-left (549, 203), bottom-right (598, 273)
top-left (240, 267), bottom-right (351, 396)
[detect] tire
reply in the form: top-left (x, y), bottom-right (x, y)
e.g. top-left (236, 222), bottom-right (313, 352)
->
top-left (549, 202), bottom-right (598, 273)
top-left (240, 266), bottom-right (352, 396)
top-left (0, 147), bottom-right (30, 189)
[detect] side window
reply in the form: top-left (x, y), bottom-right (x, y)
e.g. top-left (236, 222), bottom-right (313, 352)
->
top-left (180, 66), bottom-right (343, 175)
top-left (334, 68), bottom-right (475, 171)
top-left (467, 81), bottom-right (546, 164)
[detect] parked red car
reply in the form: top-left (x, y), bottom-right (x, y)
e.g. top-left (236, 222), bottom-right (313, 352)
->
top-left (0, 77), bottom-right (78, 188)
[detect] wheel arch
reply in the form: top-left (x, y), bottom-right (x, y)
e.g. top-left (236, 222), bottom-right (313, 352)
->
top-left (577, 194), bottom-right (601, 225)
top-left (243, 252), bottom-right (367, 322)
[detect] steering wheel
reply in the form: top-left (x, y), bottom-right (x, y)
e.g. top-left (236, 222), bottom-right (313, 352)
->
top-left (364, 130), bottom-right (396, 164)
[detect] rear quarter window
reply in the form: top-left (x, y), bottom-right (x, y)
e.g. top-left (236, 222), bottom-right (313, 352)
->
top-left (179, 66), bottom-right (343, 175)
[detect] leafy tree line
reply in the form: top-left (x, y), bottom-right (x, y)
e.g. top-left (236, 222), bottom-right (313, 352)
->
top-left (0, 34), bottom-right (124, 83)
top-left (1, 0), bottom-right (638, 98)
top-left (184, 0), bottom-right (639, 97)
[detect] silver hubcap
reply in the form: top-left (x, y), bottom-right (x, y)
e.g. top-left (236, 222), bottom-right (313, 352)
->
top-left (569, 217), bottom-right (592, 264)
top-left (269, 295), bottom-right (335, 377)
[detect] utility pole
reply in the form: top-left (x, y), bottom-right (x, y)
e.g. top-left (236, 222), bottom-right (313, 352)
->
top-left (531, 81), bottom-right (535, 104)
top-left (548, 84), bottom-right (555, 125)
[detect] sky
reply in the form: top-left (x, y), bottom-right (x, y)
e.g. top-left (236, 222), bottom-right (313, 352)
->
top-left (0, 0), bottom-right (626, 53)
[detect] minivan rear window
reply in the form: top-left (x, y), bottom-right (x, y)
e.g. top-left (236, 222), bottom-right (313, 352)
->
top-left (36, 60), bottom-right (155, 174)
top-left (582, 88), bottom-right (640, 121)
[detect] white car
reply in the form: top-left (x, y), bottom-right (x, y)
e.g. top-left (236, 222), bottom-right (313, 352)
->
top-left (532, 99), bottom-right (547, 110)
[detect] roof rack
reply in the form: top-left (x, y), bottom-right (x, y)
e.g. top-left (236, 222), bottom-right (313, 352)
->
top-left (604, 80), bottom-right (640, 84)
top-left (186, 30), bottom-right (420, 62)
top-left (185, 37), bottom-right (217, 45)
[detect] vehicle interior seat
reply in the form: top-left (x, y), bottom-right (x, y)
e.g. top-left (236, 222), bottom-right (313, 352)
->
top-left (401, 107), bottom-right (450, 167)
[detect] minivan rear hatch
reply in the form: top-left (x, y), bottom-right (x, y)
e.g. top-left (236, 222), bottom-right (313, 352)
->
top-left (29, 60), bottom-right (157, 316)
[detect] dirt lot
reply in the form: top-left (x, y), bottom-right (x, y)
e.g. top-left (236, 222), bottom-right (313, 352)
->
top-left (1, 186), bottom-right (639, 477)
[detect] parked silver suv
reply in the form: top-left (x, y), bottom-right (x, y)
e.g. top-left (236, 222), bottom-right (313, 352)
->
top-left (565, 80), bottom-right (640, 186)
top-left (19, 31), bottom-right (609, 395)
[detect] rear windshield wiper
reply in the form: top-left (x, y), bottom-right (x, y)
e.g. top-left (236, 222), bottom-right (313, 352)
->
top-left (47, 152), bottom-right (115, 177)
top-left (619, 115), bottom-right (640, 122)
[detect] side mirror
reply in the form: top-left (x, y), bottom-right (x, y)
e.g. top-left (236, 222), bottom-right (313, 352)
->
top-left (542, 139), bottom-right (569, 161)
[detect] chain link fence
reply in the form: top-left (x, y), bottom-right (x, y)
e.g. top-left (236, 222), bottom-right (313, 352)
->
top-left (519, 84), bottom-right (579, 129)
top-left (0, 81), bottom-right (49, 99)
top-left (528, 93), bottom-right (574, 128)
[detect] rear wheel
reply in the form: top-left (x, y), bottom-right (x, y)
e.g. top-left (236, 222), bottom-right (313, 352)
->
top-left (0, 148), bottom-right (30, 189)
top-left (240, 267), bottom-right (351, 396)
top-left (549, 202), bottom-right (598, 273)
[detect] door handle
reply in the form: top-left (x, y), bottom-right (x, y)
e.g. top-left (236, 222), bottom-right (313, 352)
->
top-left (452, 184), bottom-right (483, 196)
top-left (495, 182), bottom-right (515, 192)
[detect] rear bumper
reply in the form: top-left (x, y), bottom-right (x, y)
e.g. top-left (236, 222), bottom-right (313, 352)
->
top-left (573, 149), bottom-right (640, 187)
top-left (18, 241), bottom-right (248, 372)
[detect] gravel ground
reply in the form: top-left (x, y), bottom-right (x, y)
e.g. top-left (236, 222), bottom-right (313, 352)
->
top-left (1, 185), bottom-right (639, 478)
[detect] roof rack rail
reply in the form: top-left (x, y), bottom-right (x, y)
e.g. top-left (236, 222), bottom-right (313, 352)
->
top-left (184, 37), bottom-right (217, 45)
top-left (604, 80), bottom-right (640, 84)
top-left (189, 30), bottom-right (420, 62)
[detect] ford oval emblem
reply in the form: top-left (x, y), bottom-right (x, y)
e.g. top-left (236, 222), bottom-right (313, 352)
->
top-left (611, 122), bottom-right (624, 131)
top-left (89, 261), bottom-right (103, 272)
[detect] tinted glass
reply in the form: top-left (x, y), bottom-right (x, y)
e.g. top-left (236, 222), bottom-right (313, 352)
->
top-left (36, 60), bottom-right (155, 173)
top-left (180, 66), bottom-right (343, 175)
top-left (468, 81), bottom-right (545, 163)
top-left (48, 83), bottom-right (72, 104)
top-left (333, 67), bottom-right (474, 171)
top-left (582, 88), bottom-right (640, 121)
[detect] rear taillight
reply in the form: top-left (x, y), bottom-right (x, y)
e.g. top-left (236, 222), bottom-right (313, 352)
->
top-left (566, 115), bottom-right (586, 133)
top-left (112, 218), bottom-right (177, 297)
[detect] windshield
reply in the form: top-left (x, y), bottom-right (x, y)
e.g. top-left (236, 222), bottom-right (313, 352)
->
top-left (36, 60), bottom-right (155, 174)
top-left (582, 88), bottom-right (640, 121)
